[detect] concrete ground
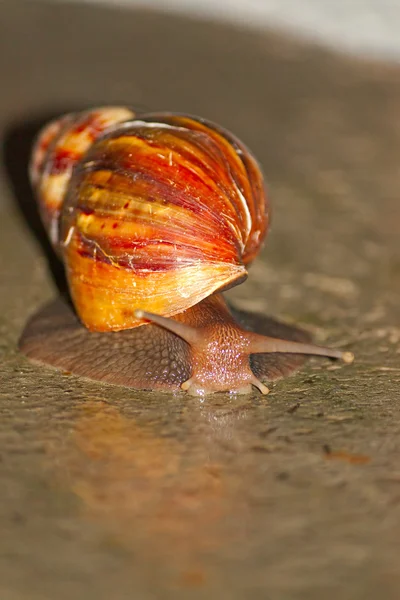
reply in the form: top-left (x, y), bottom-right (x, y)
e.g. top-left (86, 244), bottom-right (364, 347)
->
top-left (1, 2), bottom-right (400, 599)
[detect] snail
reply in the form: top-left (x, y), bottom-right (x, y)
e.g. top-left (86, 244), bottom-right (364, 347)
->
top-left (19, 107), bottom-right (354, 396)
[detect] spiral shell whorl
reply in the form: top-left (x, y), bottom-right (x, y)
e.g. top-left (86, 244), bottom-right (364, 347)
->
top-left (32, 109), bottom-right (269, 332)
top-left (30, 107), bottom-right (135, 246)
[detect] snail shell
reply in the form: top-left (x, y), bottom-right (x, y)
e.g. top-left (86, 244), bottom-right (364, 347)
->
top-left (21, 106), bottom-right (353, 395)
top-left (31, 108), bottom-right (268, 332)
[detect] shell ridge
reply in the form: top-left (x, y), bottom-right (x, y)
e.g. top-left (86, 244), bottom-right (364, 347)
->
top-left (32, 108), bottom-right (268, 332)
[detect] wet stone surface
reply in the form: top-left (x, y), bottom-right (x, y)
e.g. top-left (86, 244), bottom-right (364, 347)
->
top-left (1, 1), bottom-right (400, 599)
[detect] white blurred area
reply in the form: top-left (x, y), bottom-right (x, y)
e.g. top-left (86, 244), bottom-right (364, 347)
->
top-left (61, 0), bottom-right (400, 60)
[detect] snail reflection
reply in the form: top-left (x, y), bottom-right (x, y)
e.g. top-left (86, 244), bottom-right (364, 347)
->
top-left (20, 107), bottom-right (353, 395)
top-left (50, 399), bottom-right (255, 580)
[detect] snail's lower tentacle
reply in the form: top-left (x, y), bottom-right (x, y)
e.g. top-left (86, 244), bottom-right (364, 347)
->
top-left (250, 377), bottom-right (270, 395)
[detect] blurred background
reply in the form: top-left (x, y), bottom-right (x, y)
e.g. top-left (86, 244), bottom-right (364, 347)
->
top-left (52, 0), bottom-right (400, 60)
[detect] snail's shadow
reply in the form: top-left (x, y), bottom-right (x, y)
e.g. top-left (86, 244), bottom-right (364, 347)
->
top-left (3, 111), bottom-right (78, 295)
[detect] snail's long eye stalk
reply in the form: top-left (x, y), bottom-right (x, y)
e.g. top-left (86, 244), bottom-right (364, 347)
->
top-left (248, 333), bottom-right (354, 363)
top-left (134, 309), bottom-right (200, 345)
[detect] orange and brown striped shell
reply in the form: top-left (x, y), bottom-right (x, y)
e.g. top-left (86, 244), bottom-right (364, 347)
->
top-left (31, 107), bottom-right (269, 331)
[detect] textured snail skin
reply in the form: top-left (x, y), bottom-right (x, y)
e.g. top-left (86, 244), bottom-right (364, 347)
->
top-left (19, 294), bottom-right (312, 395)
top-left (20, 107), bottom-right (353, 395)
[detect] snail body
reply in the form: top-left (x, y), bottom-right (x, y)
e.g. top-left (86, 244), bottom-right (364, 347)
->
top-left (20, 107), bottom-right (353, 396)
